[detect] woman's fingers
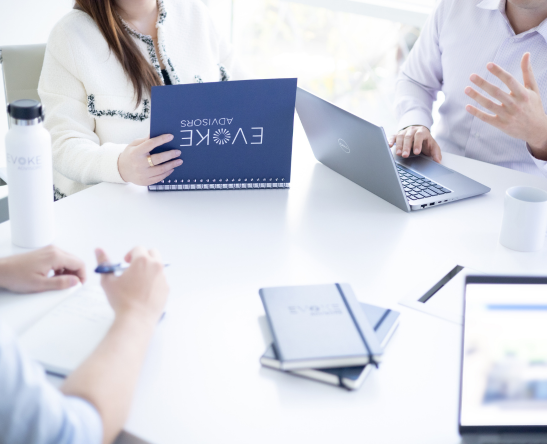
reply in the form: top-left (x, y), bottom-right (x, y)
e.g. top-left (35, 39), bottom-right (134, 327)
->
top-left (149, 158), bottom-right (182, 176)
top-left (137, 134), bottom-right (174, 154)
top-left (128, 137), bottom-right (149, 148)
top-left (150, 149), bottom-right (182, 166)
top-left (146, 169), bottom-right (175, 186)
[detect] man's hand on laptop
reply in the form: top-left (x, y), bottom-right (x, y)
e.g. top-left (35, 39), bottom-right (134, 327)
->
top-left (388, 126), bottom-right (442, 163)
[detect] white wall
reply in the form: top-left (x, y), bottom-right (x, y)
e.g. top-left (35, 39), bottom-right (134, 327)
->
top-left (0, 0), bottom-right (74, 166)
top-left (0, 0), bottom-right (74, 46)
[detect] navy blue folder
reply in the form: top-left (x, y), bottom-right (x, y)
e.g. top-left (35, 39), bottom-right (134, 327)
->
top-left (148, 78), bottom-right (297, 191)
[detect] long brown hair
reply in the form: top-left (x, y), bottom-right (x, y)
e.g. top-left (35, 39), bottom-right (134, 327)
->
top-left (75, 0), bottom-right (161, 107)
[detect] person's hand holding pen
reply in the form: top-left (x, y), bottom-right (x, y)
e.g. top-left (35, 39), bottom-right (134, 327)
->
top-left (95, 247), bottom-right (169, 325)
top-left (62, 247), bottom-right (170, 444)
top-left (464, 52), bottom-right (547, 160)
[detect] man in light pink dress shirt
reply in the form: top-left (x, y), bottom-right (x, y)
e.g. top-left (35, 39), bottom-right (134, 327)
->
top-left (392, 0), bottom-right (547, 177)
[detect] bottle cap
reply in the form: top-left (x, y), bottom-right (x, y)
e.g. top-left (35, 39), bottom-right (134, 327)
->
top-left (7, 99), bottom-right (43, 120)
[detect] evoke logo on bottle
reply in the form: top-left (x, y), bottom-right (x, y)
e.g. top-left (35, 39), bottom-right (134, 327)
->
top-left (7, 154), bottom-right (43, 170)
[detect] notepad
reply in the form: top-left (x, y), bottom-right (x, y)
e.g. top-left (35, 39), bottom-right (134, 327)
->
top-left (148, 78), bottom-right (297, 191)
top-left (19, 285), bottom-right (114, 376)
top-left (261, 302), bottom-right (400, 390)
top-left (259, 283), bottom-right (383, 370)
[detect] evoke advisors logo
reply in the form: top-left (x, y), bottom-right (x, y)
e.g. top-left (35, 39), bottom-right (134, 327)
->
top-left (288, 304), bottom-right (343, 316)
top-left (338, 138), bottom-right (350, 153)
top-left (180, 117), bottom-right (263, 147)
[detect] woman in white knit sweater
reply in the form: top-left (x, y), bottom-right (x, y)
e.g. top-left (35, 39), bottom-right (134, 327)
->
top-left (38, 0), bottom-right (245, 198)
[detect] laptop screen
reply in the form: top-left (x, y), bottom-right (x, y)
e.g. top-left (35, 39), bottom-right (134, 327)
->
top-left (460, 282), bottom-right (547, 429)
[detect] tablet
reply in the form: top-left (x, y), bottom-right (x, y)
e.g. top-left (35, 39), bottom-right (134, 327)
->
top-left (460, 276), bottom-right (547, 443)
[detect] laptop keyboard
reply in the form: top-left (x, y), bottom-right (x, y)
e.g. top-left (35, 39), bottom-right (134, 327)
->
top-left (396, 164), bottom-right (452, 201)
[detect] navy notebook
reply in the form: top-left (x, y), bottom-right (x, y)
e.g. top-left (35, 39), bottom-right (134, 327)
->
top-left (148, 78), bottom-right (297, 191)
top-left (261, 303), bottom-right (400, 390)
top-left (259, 283), bottom-right (383, 370)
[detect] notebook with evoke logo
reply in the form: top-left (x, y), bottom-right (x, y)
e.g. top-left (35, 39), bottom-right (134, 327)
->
top-left (148, 78), bottom-right (297, 191)
top-left (259, 283), bottom-right (383, 370)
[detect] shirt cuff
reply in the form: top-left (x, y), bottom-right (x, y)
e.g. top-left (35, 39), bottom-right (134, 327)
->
top-left (525, 142), bottom-right (547, 176)
top-left (397, 109), bottom-right (434, 132)
top-left (98, 143), bottom-right (127, 184)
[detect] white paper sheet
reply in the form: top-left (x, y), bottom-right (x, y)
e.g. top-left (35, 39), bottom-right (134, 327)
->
top-left (19, 285), bottom-right (114, 376)
top-left (399, 265), bottom-right (482, 325)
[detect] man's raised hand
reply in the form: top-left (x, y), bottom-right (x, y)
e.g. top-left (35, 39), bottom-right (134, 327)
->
top-left (465, 52), bottom-right (547, 160)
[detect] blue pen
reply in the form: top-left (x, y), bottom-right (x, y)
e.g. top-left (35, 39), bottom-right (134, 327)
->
top-left (95, 263), bottom-right (170, 274)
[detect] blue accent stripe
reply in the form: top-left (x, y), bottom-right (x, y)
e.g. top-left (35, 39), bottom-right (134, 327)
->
top-left (487, 304), bottom-right (547, 310)
top-left (335, 283), bottom-right (374, 363)
top-left (374, 309), bottom-right (391, 331)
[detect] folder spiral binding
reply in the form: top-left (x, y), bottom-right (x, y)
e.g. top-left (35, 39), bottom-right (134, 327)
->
top-left (148, 79), bottom-right (297, 192)
top-left (148, 178), bottom-right (289, 191)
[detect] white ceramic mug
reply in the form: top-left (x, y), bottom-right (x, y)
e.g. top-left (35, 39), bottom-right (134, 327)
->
top-left (499, 186), bottom-right (547, 252)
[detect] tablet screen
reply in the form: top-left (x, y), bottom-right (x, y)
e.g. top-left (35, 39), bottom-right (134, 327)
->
top-left (461, 283), bottom-right (547, 427)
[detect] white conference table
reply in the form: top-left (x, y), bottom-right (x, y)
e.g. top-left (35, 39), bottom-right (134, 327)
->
top-left (1, 122), bottom-right (547, 444)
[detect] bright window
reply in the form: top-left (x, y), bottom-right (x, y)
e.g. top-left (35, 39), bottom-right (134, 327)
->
top-left (207, 0), bottom-right (435, 135)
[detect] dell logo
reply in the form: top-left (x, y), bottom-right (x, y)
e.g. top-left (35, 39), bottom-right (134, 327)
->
top-left (338, 138), bottom-right (350, 153)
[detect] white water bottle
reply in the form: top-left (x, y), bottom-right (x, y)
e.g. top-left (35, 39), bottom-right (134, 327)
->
top-left (5, 100), bottom-right (55, 248)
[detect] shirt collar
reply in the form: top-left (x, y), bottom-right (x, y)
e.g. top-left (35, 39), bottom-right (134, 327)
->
top-left (477, 0), bottom-right (547, 42)
top-left (476, 0), bottom-right (503, 11)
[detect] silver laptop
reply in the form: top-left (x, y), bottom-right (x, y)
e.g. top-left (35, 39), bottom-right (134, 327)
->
top-left (295, 88), bottom-right (490, 212)
top-left (460, 276), bottom-right (547, 444)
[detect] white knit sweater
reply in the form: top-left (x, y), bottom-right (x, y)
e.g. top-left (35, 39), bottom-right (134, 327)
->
top-left (38, 0), bottom-right (245, 198)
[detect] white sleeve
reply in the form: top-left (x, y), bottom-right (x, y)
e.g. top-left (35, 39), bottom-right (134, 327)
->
top-left (0, 324), bottom-right (103, 444)
top-left (394, 0), bottom-right (451, 131)
top-left (38, 24), bottom-right (127, 186)
top-left (218, 36), bottom-right (251, 81)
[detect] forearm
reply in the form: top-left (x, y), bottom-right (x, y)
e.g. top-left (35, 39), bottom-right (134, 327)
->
top-left (0, 257), bottom-right (12, 288)
top-left (61, 312), bottom-right (156, 444)
top-left (39, 42), bottom-right (126, 186)
top-left (41, 91), bottom-right (127, 185)
top-left (51, 136), bottom-right (127, 185)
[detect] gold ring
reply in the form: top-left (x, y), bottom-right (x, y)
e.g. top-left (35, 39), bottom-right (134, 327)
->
top-left (147, 154), bottom-right (155, 167)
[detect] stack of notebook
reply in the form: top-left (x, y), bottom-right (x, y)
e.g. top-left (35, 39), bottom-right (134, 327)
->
top-left (259, 283), bottom-right (400, 390)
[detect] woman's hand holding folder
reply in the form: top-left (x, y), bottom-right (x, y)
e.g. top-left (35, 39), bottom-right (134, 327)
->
top-left (117, 134), bottom-right (183, 186)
